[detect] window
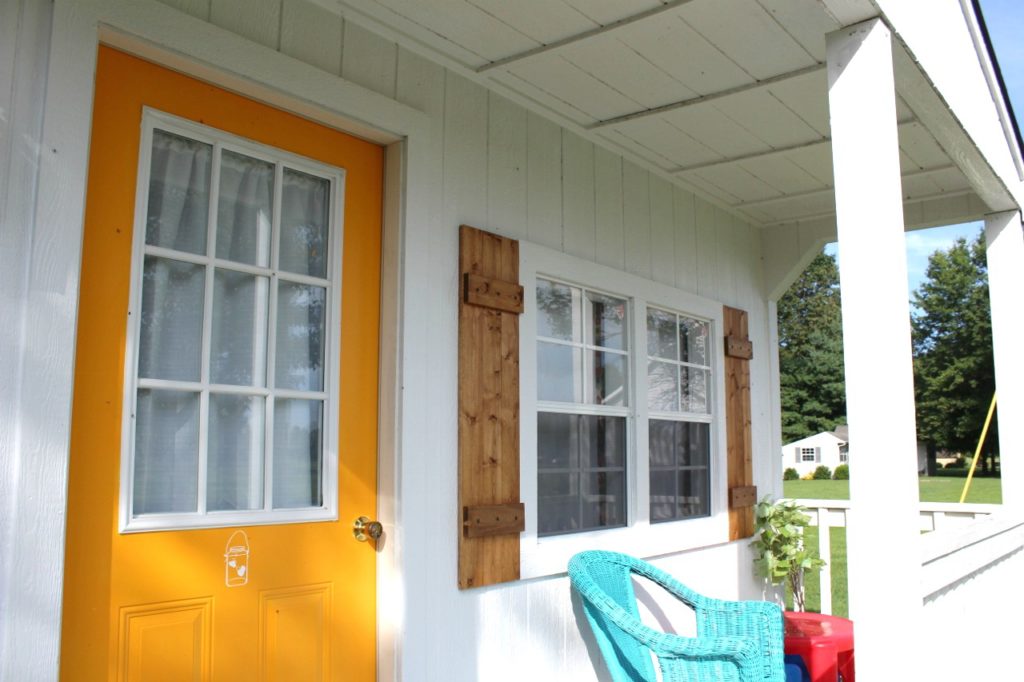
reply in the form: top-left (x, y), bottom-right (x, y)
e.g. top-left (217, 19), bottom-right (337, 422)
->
top-left (800, 447), bottom-right (817, 462)
top-left (647, 309), bottom-right (712, 523)
top-left (535, 279), bottom-right (629, 536)
top-left (121, 110), bottom-right (344, 532)
top-left (839, 449), bottom-right (849, 463)
top-left (521, 243), bottom-right (728, 577)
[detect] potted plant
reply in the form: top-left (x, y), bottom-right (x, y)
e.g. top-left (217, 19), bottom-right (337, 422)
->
top-left (751, 497), bottom-right (826, 612)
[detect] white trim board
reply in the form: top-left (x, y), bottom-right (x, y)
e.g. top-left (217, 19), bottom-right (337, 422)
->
top-left (9, 1), bottom-right (431, 679)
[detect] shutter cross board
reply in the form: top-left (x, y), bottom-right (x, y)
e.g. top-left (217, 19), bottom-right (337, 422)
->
top-left (724, 306), bottom-right (756, 540)
top-left (458, 225), bottom-right (524, 589)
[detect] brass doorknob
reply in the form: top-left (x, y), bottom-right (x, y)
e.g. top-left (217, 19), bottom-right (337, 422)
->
top-left (353, 516), bottom-right (383, 542)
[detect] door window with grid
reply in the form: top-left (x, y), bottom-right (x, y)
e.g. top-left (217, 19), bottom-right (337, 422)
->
top-left (122, 111), bottom-right (344, 531)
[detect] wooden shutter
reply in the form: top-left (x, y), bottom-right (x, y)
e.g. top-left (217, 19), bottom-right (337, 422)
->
top-left (458, 225), bottom-right (525, 589)
top-left (724, 306), bottom-right (756, 540)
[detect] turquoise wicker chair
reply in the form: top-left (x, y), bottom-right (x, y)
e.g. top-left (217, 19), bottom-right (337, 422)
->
top-left (568, 550), bottom-right (786, 682)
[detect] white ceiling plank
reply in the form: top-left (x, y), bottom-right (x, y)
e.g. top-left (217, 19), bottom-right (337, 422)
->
top-left (740, 156), bottom-right (826, 195)
top-left (755, 0), bottom-right (840, 62)
top-left (597, 128), bottom-right (683, 171)
top-left (490, 69), bottom-right (595, 124)
top-left (465, 0), bottom-right (598, 45)
top-left (927, 167), bottom-right (971, 192)
top-left (711, 88), bottom-right (823, 149)
top-left (506, 56), bottom-right (642, 121)
top-left (765, 67), bottom-right (830, 137)
top-left (691, 164), bottom-right (783, 202)
top-left (755, 192), bottom-right (837, 223)
top-left (616, 16), bottom-right (752, 97)
top-left (375, 0), bottom-right (539, 63)
top-left (613, 118), bottom-right (722, 169)
top-left (477, 0), bottom-right (701, 72)
top-left (590, 63), bottom-right (824, 130)
top-left (562, 35), bottom-right (698, 110)
top-left (898, 122), bottom-right (955, 170)
top-left (780, 142), bottom-right (835, 187)
top-left (560, 0), bottom-right (662, 26)
top-left (681, 170), bottom-right (744, 205)
top-left (661, 105), bottom-right (771, 160)
top-left (680, 0), bottom-right (816, 80)
top-left (900, 173), bottom-right (942, 199)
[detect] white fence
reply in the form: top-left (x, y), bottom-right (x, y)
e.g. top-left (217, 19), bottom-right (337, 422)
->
top-left (794, 498), bottom-right (1001, 615)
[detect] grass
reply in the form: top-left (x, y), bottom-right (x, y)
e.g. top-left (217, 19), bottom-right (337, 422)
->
top-left (783, 476), bottom-right (1002, 503)
top-left (779, 476), bottom-right (1001, 616)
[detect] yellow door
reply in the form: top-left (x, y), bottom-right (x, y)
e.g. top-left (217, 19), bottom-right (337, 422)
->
top-left (61, 47), bottom-right (382, 681)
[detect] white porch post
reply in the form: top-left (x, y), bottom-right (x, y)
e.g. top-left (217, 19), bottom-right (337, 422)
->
top-left (827, 19), bottom-right (922, 678)
top-left (985, 211), bottom-right (1024, 508)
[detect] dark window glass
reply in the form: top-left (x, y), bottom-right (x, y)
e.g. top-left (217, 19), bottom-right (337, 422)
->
top-left (648, 420), bottom-right (710, 523)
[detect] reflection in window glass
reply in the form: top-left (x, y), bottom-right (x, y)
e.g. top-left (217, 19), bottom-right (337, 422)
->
top-left (537, 413), bottom-right (626, 536)
top-left (649, 420), bottom-right (710, 523)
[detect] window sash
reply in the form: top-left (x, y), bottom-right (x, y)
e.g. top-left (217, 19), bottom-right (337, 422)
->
top-left (120, 109), bottom-right (345, 533)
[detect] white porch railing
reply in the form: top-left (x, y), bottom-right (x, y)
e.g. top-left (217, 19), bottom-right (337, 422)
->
top-left (794, 498), bottom-right (1002, 615)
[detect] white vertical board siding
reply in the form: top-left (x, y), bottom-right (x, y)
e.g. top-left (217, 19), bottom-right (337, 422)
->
top-left (210, 0), bottom-right (281, 49)
top-left (487, 92), bottom-right (528, 241)
top-left (1, 1), bottom-right (77, 679)
top-left (562, 131), bottom-right (596, 260)
top-left (594, 147), bottom-right (624, 270)
top-left (69, 5), bottom-right (774, 679)
top-left (623, 161), bottom-right (652, 279)
top-left (280, 0), bottom-right (343, 76)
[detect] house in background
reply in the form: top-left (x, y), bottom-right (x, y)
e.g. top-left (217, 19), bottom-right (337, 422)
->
top-left (784, 425), bottom-right (850, 477)
top-left (784, 425), bottom-right (932, 476)
top-left (3, 1), bottom-right (1024, 681)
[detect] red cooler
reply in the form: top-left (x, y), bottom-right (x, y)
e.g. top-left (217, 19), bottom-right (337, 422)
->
top-left (783, 612), bottom-right (855, 682)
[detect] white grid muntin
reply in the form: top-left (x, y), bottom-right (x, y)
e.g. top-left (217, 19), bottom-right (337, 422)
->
top-left (119, 108), bottom-right (346, 533)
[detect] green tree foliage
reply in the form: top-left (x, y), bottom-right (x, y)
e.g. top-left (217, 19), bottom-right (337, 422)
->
top-left (912, 233), bottom-right (997, 458)
top-left (777, 252), bottom-right (846, 443)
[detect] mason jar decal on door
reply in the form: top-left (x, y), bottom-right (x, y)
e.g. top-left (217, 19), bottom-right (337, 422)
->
top-left (224, 530), bottom-right (250, 587)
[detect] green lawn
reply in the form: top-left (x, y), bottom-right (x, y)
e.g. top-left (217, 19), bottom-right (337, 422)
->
top-left (783, 476), bottom-right (1002, 503)
top-left (780, 477), bottom-right (1001, 616)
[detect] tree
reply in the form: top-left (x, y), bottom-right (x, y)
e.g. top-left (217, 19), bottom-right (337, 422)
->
top-left (912, 233), bottom-right (997, 463)
top-left (777, 251), bottom-right (847, 443)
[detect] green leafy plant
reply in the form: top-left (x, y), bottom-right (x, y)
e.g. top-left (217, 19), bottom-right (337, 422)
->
top-left (832, 464), bottom-right (849, 480)
top-left (751, 497), bottom-right (826, 612)
top-left (783, 467), bottom-right (800, 481)
top-left (812, 465), bottom-right (832, 480)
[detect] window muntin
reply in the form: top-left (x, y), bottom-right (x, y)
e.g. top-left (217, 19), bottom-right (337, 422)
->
top-left (536, 278), bottom-right (628, 536)
top-left (122, 111), bottom-right (343, 532)
top-left (646, 308), bottom-right (713, 523)
top-left (800, 447), bottom-right (817, 462)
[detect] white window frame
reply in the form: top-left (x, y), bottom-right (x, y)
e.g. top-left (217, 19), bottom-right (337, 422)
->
top-left (800, 447), bottom-right (818, 463)
top-left (520, 242), bottom-right (728, 579)
top-left (119, 109), bottom-right (345, 533)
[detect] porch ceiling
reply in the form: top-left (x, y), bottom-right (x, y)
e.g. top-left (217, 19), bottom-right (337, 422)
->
top-left (329, 0), bottom-right (986, 230)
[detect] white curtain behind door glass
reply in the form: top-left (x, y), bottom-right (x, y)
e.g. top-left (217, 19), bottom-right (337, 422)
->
top-left (134, 127), bottom-right (332, 518)
top-left (134, 131), bottom-right (212, 516)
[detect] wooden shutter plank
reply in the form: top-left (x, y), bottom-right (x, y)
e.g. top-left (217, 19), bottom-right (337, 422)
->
top-left (458, 225), bottom-right (523, 588)
top-left (724, 306), bottom-right (756, 540)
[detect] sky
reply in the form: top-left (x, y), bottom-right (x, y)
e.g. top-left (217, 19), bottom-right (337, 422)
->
top-left (824, 0), bottom-right (1023, 305)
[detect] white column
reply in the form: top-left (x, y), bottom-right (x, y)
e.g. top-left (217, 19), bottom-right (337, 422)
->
top-left (827, 19), bottom-right (922, 679)
top-left (985, 211), bottom-right (1024, 508)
